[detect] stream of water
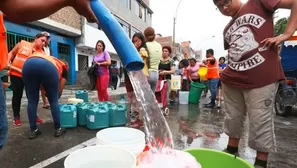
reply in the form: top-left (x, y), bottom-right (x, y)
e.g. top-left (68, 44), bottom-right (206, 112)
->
top-left (128, 71), bottom-right (174, 150)
top-left (128, 71), bottom-right (201, 168)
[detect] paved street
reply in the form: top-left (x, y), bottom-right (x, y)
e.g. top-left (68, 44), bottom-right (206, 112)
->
top-left (0, 88), bottom-right (297, 168)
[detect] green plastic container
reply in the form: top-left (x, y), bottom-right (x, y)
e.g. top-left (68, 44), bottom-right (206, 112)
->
top-left (60, 104), bottom-right (77, 128)
top-left (189, 82), bottom-right (206, 104)
top-left (75, 90), bottom-right (89, 102)
top-left (110, 104), bottom-right (127, 126)
top-left (76, 103), bottom-right (88, 126)
top-left (86, 104), bottom-right (109, 130)
top-left (185, 148), bottom-right (253, 168)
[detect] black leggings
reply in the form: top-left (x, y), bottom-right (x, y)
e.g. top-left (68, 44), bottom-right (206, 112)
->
top-left (111, 75), bottom-right (118, 90)
top-left (10, 75), bottom-right (24, 119)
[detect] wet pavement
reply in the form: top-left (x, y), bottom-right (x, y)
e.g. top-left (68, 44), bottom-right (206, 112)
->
top-left (0, 89), bottom-right (297, 168)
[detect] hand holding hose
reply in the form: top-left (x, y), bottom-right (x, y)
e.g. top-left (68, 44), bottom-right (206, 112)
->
top-left (71, 0), bottom-right (98, 23)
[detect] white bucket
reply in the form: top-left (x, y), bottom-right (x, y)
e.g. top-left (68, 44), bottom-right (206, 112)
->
top-left (67, 98), bottom-right (84, 104)
top-left (64, 146), bottom-right (136, 168)
top-left (96, 127), bottom-right (146, 155)
top-left (179, 91), bottom-right (189, 104)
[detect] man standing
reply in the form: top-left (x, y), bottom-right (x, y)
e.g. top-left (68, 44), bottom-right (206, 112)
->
top-left (203, 49), bottom-right (220, 108)
top-left (0, 0), bottom-right (97, 150)
top-left (109, 60), bottom-right (119, 90)
top-left (213, 0), bottom-right (297, 167)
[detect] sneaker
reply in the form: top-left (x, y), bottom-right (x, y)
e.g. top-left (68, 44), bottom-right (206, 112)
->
top-left (222, 148), bottom-right (239, 157)
top-left (29, 128), bottom-right (42, 139)
top-left (54, 128), bottom-right (66, 137)
top-left (36, 117), bottom-right (43, 124)
top-left (13, 119), bottom-right (21, 126)
top-left (130, 119), bottom-right (144, 128)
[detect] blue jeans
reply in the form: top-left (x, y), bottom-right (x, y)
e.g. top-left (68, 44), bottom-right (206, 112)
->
top-left (208, 78), bottom-right (219, 101)
top-left (0, 79), bottom-right (8, 149)
top-left (22, 58), bottom-right (61, 131)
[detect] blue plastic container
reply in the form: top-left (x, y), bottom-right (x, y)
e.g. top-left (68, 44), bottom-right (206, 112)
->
top-left (90, 0), bottom-right (144, 71)
top-left (60, 104), bottom-right (77, 128)
top-left (86, 104), bottom-right (109, 130)
top-left (109, 104), bottom-right (127, 127)
top-left (75, 90), bottom-right (89, 102)
top-left (76, 103), bottom-right (88, 126)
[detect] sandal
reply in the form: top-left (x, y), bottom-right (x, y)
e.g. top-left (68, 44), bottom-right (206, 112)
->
top-left (43, 104), bottom-right (50, 110)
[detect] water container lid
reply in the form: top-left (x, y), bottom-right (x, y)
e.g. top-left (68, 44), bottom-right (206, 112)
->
top-left (120, 95), bottom-right (125, 100)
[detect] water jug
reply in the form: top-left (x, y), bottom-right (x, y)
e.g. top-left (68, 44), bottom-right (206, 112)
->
top-left (109, 104), bottom-right (127, 127)
top-left (76, 103), bottom-right (88, 126)
top-left (75, 90), bottom-right (89, 102)
top-left (60, 104), bottom-right (77, 128)
top-left (86, 104), bottom-right (109, 130)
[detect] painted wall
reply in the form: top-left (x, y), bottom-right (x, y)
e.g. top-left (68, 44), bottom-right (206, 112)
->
top-left (4, 20), bottom-right (77, 85)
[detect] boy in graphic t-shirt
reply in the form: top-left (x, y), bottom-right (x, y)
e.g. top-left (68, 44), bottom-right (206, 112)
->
top-left (213, 0), bottom-right (297, 167)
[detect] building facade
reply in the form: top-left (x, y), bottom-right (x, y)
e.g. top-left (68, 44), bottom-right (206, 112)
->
top-left (76, 0), bottom-right (153, 87)
top-left (155, 36), bottom-right (183, 60)
top-left (4, 0), bottom-right (153, 86)
top-left (181, 41), bottom-right (195, 59)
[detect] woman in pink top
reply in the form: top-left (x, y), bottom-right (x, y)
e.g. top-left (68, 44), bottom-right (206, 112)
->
top-left (187, 58), bottom-right (200, 83)
top-left (93, 40), bottom-right (111, 101)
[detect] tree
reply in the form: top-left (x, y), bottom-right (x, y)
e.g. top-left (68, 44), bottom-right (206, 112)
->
top-left (274, 17), bottom-right (288, 36)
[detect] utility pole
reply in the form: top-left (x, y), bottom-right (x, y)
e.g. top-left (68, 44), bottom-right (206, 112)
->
top-left (172, 0), bottom-right (184, 56)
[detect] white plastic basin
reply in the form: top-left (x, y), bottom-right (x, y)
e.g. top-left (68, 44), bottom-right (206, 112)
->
top-left (64, 146), bottom-right (136, 168)
top-left (96, 127), bottom-right (146, 155)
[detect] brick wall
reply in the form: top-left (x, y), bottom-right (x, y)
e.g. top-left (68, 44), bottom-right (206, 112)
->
top-left (48, 7), bottom-right (81, 30)
top-left (155, 36), bottom-right (172, 47)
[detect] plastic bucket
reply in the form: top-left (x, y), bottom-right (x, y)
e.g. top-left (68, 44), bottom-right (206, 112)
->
top-left (64, 146), bottom-right (136, 168)
top-left (67, 98), bottom-right (84, 104)
top-left (179, 91), bottom-right (189, 104)
top-left (96, 127), bottom-right (145, 155)
top-left (198, 67), bottom-right (208, 81)
top-left (185, 148), bottom-right (253, 168)
top-left (189, 82), bottom-right (206, 104)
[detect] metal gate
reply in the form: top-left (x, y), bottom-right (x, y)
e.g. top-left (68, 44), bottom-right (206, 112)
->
top-left (58, 43), bottom-right (72, 85)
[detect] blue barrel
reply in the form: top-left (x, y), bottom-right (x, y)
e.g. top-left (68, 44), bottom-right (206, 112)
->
top-left (110, 104), bottom-right (127, 127)
top-left (86, 104), bottom-right (109, 130)
top-left (75, 90), bottom-right (89, 102)
top-left (90, 0), bottom-right (144, 71)
top-left (76, 103), bottom-right (88, 126)
top-left (60, 104), bottom-right (77, 128)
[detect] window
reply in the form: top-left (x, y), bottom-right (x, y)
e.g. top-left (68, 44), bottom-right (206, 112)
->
top-left (140, 5), bottom-right (146, 21)
top-left (131, 27), bottom-right (140, 37)
top-left (78, 55), bottom-right (89, 71)
top-left (134, 0), bottom-right (140, 17)
top-left (120, 0), bottom-right (130, 9)
top-left (134, 0), bottom-right (146, 21)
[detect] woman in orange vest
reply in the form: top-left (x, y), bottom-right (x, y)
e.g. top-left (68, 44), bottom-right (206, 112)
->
top-left (22, 54), bottom-right (68, 139)
top-left (7, 33), bottom-right (47, 126)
